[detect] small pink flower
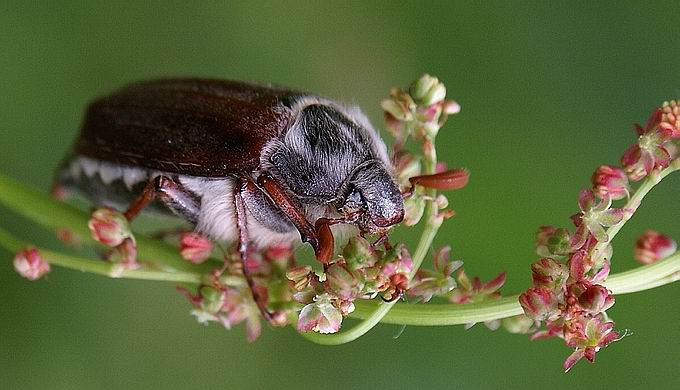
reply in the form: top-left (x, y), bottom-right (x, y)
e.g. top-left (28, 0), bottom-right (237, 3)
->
top-left (324, 262), bottom-right (363, 301)
top-left (568, 250), bottom-right (611, 284)
top-left (591, 165), bottom-right (629, 200)
top-left (530, 257), bottom-right (569, 291)
top-left (342, 236), bottom-right (378, 269)
top-left (450, 269), bottom-right (506, 304)
top-left (13, 247), bottom-right (50, 281)
top-left (574, 190), bottom-right (626, 243)
top-left (88, 207), bottom-right (132, 247)
top-left (577, 284), bottom-right (615, 315)
top-left (106, 237), bottom-right (139, 276)
top-left (179, 232), bottom-right (213, 264)
top-left (563, 316), bottom-right (620, 372)
top-left (535, 226), bottom-right (557, 256)
top-left (407, 246), bottom-right (462, 302)
top-left (297, 293), bottom-right (343, 334)
top-left (519, 287), bottom-right (560, 321)
top-left (634, 230), bottom-right (677, 264)
top-left (621, 109), bottom-right (673, 181)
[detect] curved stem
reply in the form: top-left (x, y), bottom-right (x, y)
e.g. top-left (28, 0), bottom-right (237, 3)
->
top-left (349, 251), bottom-right (680, 326)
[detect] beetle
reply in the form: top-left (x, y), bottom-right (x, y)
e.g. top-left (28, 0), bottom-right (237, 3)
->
top-left (53, 78), bottom-right (460, 318)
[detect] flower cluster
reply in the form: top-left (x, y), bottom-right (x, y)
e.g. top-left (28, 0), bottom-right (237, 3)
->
top-left (178, 243), bottom-right (294, 341)
top-left (381, 74), bottom-right (460, 146)
top-left (88, 207), bottom-right (138, 275)
top-left (621, 102), bottom-right (680, 181)
top-left (520, 251), bottom-right (618, 371)
top-left (289, 237), bottom-right (413, 333)
top-left (520, 102), bottom-right (680, 371)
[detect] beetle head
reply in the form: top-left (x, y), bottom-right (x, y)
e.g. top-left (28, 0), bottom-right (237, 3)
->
top-left (267, 101), bottom-right (404, 234)
top-left (338, 161), bottom-right (404, 234)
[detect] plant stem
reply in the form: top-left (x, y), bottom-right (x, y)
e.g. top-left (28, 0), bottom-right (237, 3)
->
top-left (350, 251), bottom-right (680, 326)
top-left (2, 224), bottom-right (679, 327)
top-left (0, 227), bottom-right (244, 286)
top-left (0, 172), bottom-right (212, 274)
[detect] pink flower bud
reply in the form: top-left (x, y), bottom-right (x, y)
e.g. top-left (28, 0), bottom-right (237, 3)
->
top-left (106, 238), bottom-right (139, 276)
top-left (577, 284), bottom-right (615, 314)
top-left (531, 257), bottom-right (569, 290)
top-left (342, 236), bottom-right (378, 269)
top-left (13, 247), bottom-right (50, 281)
top-left (324, 263), bottom-right (363, 301)
top-left (591, 165), bottom-right (629, 200)
top-left (535, 225), bottom-right (556, 256)
top-left (519, 287), bottom-right (560, 321)
top-left (88, 207), bottom-right (131, 247)
top-left (634, 230), bottom-right (677, 264)
top-left (179, 232), bottom-right (213, 264)
top-left (442, 100), bottom-right (461, 115)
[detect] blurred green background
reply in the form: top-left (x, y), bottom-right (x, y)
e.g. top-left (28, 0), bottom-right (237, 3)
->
top-left (1, 1), bottom-right (679, 389)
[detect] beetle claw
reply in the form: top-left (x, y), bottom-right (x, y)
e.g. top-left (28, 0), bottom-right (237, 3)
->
top-left (314, 218), bottom-right (335, 264)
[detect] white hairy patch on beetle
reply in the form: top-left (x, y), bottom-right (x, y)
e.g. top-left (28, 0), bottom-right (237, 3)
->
top-left (66, 156), bottom-right (353, 249)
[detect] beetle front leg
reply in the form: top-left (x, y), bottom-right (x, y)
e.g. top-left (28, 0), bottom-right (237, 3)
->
top-left (257, 173), bottom-right (334, 263)
top-left (233, 179), bottom-right (273, 322)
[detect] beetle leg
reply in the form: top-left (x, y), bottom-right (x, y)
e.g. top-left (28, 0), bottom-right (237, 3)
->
top-left (123, 175), bottom-right (200, 223)
top-left (407, 169), bottom-right (470, 191)
top-left (233, 179), bottom-right (273, 322)
top-left (257, 173), bottom-right (334, 263)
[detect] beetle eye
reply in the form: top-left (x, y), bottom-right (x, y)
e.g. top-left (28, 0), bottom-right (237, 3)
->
top-left (347, 188), bottom-right (362, 204)
top-left (340, 187), bottom-right (364, 213)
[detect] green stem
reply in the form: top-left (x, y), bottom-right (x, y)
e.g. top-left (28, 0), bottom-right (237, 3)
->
top-left (300, 136), bottom-right (441, 345)
top-left (3, 224), bottom-right (679, 327)
top-left (0, 172), bottom-right (210, 274)
top-left (349, 251), bottom-right (680, 326)
top-left (0, 227), bottom-right (244, 286)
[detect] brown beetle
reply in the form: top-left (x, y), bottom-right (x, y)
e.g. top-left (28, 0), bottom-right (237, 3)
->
top-left (54, 79), bottom-right (467, 317)
top-left (53, 79), bottom-right (414, 316)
